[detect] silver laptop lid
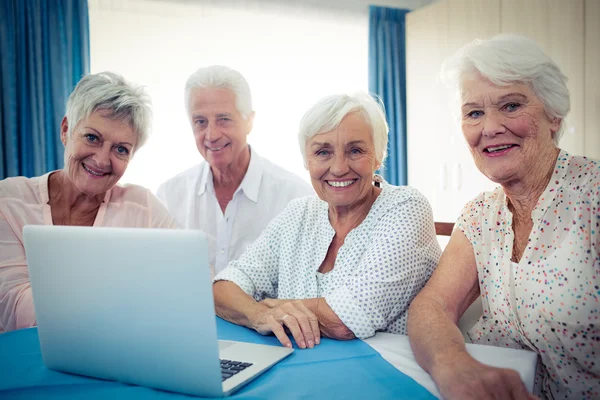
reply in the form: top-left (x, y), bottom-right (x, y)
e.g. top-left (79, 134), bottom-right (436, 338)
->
top-left (23, 225), bottom-right (223, 397)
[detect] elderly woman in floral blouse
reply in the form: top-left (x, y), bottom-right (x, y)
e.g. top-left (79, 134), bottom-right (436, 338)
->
top-left (408, 34), bottom-right (599, 400)
top-left (213, 92), bottom-right (441, 349)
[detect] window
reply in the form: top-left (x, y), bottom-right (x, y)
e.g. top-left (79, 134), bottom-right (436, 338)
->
top-left (89, 0), bottom-right (369, 192)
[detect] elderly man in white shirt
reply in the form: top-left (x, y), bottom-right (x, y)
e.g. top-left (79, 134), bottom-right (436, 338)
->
top-left (157, 66), bottom-right (313, 273)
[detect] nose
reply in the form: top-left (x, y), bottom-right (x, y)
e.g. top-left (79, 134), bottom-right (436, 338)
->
top-left (482, 111), bottom-right (506, 137)
top-left (330, 153), bottom-right (350, 177)
top-left (93, 145), bottom-right (112, 169)
top-left (204, 123), bottom-right (222, 142)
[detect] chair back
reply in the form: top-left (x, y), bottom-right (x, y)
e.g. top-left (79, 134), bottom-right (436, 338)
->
top-left (434, 222), bottom-right (454, 236)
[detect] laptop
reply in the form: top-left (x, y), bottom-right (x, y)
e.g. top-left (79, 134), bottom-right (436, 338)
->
top-left (23, 225), bottom-right (293, 397)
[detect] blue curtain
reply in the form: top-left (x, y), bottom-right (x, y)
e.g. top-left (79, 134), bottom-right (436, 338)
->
top-left (0, 0), bottom-right (90, 179)
top-left (368, 6), bottom-right (408, 186)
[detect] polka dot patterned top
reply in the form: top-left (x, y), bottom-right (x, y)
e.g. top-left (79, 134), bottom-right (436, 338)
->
top-left (215, 181), bottom-right (441, 338)
top-left (457, 150), bottom-right (600, 400)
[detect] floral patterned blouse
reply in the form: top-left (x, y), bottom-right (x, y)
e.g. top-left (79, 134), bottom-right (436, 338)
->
top-left (457, 150), bottom-right (600, 400)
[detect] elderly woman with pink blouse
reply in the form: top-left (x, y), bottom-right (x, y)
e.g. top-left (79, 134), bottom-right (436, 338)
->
top-left (408, 35), bottom-right (599, 400)
top-left (0, 72), bottom-right (177, 333)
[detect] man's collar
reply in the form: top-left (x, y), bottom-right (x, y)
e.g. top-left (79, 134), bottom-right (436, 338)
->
top-left (196, 146), bottom-right (263, 203)
top-left (197, 162), bottom-right (212, 196)
top-left (238, 146), bottom-right (262, 203)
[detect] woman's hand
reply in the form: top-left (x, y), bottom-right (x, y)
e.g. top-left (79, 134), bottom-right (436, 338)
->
top-left (432, 354), bottom-right (538, 400)
top-left (250, 299), bottom-right (321, 349)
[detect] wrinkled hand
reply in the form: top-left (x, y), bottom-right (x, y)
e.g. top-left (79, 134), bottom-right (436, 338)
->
top-left (251, 299), bottom-right (320, 349)
top-left (433, 355), bottom-right (538, 400)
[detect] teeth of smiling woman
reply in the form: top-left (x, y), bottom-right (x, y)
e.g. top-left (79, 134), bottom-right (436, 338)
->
top-left (487, 144), bottom-right (512, 152)
top-left (83, 164), bottom-right (105, 176)
top-left (328, 180), bottom-right (354, 188)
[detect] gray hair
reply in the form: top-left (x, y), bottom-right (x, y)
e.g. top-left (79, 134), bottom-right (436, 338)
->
top-left (184, 65), bottom-right (252, 119)
top-left (298, 92), bottom-right (389, 168)
top-left (66, 72), bottom-right (153, 151)
top-left (442, 34), bottom-right (570, 144)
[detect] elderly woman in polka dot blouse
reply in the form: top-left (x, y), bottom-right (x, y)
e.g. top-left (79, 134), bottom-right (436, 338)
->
top-left (213, 92), bottom-right (441, 349)
top-left (408, 34), bottom-right (600, 400)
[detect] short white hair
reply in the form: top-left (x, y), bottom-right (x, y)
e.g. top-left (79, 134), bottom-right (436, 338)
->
top-left (298, 92), bottom-right (389, 168)
top-left (66, 72), bottom-right (152, 151)
top-left (184, 65), bottom-right (252, 119)
top-left (442, 34), bottom-right (570, 144)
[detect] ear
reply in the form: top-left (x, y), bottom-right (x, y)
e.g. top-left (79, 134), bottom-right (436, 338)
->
top-left (60, 116), bottom-right (69, 146)
top-left (551, 117), bottom-right (562, 134)
top-left (246, 111), bottom-right (256, 135)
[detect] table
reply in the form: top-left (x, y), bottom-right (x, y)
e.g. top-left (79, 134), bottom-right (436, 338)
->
top-left (0, 319), bottom-right (538, 399)
top-left (365, 333), bottom-right (538, 399)
top-left (0, 318), bottom-right (436, 399)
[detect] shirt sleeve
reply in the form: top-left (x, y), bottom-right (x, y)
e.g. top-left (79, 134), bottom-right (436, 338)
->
top-left (146, 189), bottom-right (179, 229)
top-left (156, 182), bottom-right (168, 205)
top-left (593, 181), bottom-right (600, 264)
top-left (324, 190), bottom-right (441, 339)
top-left (214, 200), bottom-right (302, 300)
top-left (0, 210), bottom-right (36, 332)
top-left (455, 194), bottom-right (484, 244)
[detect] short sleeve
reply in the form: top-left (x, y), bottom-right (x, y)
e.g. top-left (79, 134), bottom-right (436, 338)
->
top-left (214, 200), bottom-right (304, 299)
top-left (324, 189), bottom-right (441, 338)
top-left (146, 189), bottom-right (178, 229)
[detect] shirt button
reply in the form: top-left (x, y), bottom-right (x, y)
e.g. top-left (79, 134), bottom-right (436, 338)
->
top-left (220, 249), bottom-right (225, 255)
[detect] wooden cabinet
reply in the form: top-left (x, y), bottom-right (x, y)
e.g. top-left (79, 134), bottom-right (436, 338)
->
top-left (585, 0), bottom-right (600, 159)
top-left (406, 0), bottom-right (500, 223)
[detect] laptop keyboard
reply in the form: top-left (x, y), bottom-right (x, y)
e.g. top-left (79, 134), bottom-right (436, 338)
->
top-left (220, 359), bottom-right (253, 381)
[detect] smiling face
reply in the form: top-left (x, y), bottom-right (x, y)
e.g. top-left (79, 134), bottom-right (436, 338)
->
top-left (460, 74), bottom-right (560, 185)
top-left (188, 87), bottom-right (253, 172)
top-left (306, 112), bottom-right (380, 210)
top-left (61, 110), bottom-right (137, 197)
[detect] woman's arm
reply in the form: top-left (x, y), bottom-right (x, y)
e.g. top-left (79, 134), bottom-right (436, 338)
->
top-left (408, 229), bottom-right (535, 400)
top-left (214, 281), bottom-right (321, 349)
top-left (261, 297), bottom-right (354, 340)
top-left (214, 280), bottom-right (269, 330)
top-left (213, 198), bottom-right (321, 349)
top-left (0, 211), bottom-right (36, 332)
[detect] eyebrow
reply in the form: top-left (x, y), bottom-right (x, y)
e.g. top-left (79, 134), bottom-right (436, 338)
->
top-left (462, 93), bottom-right (528, 109)
top-left (345, 140), bottom-right (367, 147)
top-left (494, 93), bottom-right (528, 104)
top-left (83, 126), bottom-right (133, 147)
top-left (310, 140), bottom-right (367, 148)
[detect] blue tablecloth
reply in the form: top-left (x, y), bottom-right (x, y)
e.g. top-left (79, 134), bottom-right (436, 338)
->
top-left (0, 318), bottom-right (436, 399)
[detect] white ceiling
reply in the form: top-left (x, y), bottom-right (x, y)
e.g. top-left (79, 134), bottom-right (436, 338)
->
top-left (142, 0), bottom-right (437, 13)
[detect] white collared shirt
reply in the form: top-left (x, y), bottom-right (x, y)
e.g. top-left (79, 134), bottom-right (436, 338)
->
top-left (157, 148), bottom-right (314, 273)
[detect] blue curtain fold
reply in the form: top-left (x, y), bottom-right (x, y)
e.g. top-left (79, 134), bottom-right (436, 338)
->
top-left (368, 6), bottom-right (408, 186)
top-left (0, 0), bottom-right (90, 179)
